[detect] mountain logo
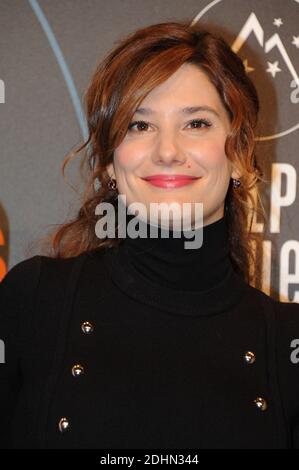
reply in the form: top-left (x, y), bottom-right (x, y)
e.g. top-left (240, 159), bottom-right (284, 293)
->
top-left (192, 0), bottom-right (299, 140)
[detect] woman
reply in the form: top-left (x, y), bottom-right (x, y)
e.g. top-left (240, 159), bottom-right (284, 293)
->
top-left (1, 20), bottom-right (299, 450)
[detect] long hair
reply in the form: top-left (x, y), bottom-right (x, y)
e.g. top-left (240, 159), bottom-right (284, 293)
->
top-left (34, 20), bottom-right (268, 286)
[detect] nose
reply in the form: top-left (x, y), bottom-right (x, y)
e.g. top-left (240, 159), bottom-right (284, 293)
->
top-left (152, 132), bottom-right (186, 166)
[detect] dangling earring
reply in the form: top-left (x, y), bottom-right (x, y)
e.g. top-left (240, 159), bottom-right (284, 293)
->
top-left (108, 176), bottom-right (117, 191)
top-left (232, 178), bottom-right (241, 189)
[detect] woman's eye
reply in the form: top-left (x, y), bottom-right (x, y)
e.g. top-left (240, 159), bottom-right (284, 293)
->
top-left (187, 119), bottom-right (212, 129)
top-left (127, 120), bottom-right (150, 132)
top-left (127, 118), bottom-right (212, 133)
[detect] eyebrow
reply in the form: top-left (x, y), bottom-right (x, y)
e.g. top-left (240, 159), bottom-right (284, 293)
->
top-left (134, 105), bottom-right (221, 118)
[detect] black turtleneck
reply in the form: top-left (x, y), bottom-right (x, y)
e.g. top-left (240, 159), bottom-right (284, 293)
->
top-left (4, 207), bottom-right (299, 449)
top-left (120, 213), bottom-right (232, 292)
top-left (107, 212), bottom-right (246, 316)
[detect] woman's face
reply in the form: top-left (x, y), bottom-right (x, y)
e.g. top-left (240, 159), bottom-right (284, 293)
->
top-left (107, 63), bottom-right (240, 228)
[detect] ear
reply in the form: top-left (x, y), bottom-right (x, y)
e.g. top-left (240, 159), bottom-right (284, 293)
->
top-left (106, 162), bottom-right (115, 179)
top-left (230, 162), bottom-right (242, 180)
top-left (228, 159), bottom-right (242, 180)
top-left (231, 169), bottom-right (242, 180)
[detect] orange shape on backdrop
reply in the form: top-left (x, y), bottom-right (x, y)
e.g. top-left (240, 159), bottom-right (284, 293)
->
top-left (0, 228), bottom-right (7, 282)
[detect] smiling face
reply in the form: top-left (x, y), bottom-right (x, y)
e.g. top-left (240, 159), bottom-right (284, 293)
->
top-left (107, 63), bottom-right (240, 228)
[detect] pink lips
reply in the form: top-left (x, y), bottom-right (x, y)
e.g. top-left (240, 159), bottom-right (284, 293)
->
top-left (142, 174), bottom-right (201, 189)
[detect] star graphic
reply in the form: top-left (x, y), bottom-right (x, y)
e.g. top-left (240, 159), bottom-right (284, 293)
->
top-left (243, 59), bottom-right (255, 73)
top-left (292, 36), bottom-right (299, 48)
top-left (266, 61), bottom-right (282, 78)
top-left (273, 18), bottom-right (283, 28)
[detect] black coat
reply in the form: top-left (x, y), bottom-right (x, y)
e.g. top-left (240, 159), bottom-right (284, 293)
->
top-left (1, 248), bottom-right (299, 449)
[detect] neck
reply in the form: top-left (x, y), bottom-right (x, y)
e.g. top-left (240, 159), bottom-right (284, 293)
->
top-left (118, 213), bottom-right (233, 292)
top-left (105, 212), bottom-right (247, 316)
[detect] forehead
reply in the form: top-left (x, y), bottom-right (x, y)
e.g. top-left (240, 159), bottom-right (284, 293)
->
top-left (135, 64), bottom-right (229, 123)
top-left (142, 64), bottom-right (220, 104)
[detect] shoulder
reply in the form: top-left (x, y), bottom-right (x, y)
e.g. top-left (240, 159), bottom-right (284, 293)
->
top-left (0, 255), bottom-right (41, 291)
top-left (259, 291), bottom-right (299, 357)
top-left (242, 280), bottom-right (299, 321)
top-left (238, 281), bottom-right (299, 340)
top-left (0, 255), bottom-right (42, 318)
top-left (259, 287), bottom-right (299, 335)
top-left (0, 252), bottom-right (95, 326)
top-left (271, 297), bottom-right (299, 353)
top-left (272, 296), bottom-right (299, 322)
top-left (0, 249), bottom-right (109, 311)
top-left (0, 251), bottom-right (96, 291)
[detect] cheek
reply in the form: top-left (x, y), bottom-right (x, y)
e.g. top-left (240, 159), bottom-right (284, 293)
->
top-left (192, 139), bottom-right (228, 169)
top-left (114, 140), bottom-right (147, 172)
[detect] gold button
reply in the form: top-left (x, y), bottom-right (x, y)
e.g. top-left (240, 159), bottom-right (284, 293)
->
top-left (254, 397), bottom-right (268, 411)
top-left (244, 351), bottom-right (256, 365)
top-left (58, 417), bottom-right (70, 433)
top-left (71, 364), bottom-right (85, 377)
top-left (81, 321), bottom-right (94, 334)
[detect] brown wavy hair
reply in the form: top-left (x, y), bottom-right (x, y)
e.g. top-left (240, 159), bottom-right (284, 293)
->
top-left (35, 20), bottom-right (268, 286)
